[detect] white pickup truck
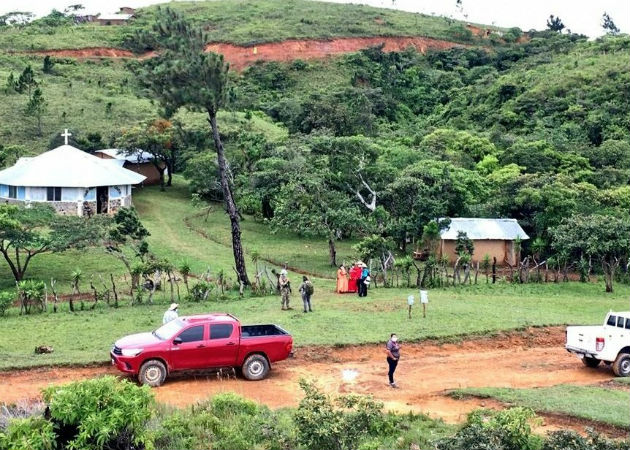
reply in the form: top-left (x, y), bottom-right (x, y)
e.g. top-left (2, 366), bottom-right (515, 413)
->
top-left (566, 311), bottom-right (630, 377)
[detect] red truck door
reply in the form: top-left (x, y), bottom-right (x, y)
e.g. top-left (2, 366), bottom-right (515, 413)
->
top-left (170, 324), bottom-right (208, 370)
top-left (205, 322), bottom-right (240, 367)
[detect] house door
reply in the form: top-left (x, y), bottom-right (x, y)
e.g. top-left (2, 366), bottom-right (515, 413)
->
top-left (96, 186), bottom-right (109, 214)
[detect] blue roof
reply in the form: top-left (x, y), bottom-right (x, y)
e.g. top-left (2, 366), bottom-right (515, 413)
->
top-left (440, 218), bottom-right (529, 240)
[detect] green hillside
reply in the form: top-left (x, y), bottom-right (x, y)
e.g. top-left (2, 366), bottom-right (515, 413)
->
top-left (0, 0), bottom-right (628, 289)
top-left (0, 0), bottom-right (495, 51)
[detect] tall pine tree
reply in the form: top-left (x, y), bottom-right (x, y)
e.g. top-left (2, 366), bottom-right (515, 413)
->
top-left (132, 7), bottom-right (250, 285)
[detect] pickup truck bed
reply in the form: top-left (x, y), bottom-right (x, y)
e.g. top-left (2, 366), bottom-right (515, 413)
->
top-left (242, 324), bottom-right (288, 337)
top-left (566, 311), bottom-right (630, 377)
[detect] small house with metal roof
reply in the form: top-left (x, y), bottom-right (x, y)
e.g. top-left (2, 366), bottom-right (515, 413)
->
top-left (439, 218), bottom-right (529, 266)
top-left (95, 149), bottom-right (164, 186)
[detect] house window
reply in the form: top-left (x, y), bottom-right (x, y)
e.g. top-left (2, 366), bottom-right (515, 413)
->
top-left (46, 187), bottom-right (62, 201)
top-left (8, 186), bottom-right (17, 199)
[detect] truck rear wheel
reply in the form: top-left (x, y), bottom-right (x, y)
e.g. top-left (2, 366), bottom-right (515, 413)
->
top-left (582, 357), bottom-right (601, 368)
top-left (612, 353), bottom-right (630, 377)
top-left (242, 354), bottom-right (269, 381)
top-left (139, 360), bottom-right (167, 386)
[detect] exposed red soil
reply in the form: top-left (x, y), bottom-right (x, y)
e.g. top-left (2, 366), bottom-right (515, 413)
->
top-left (0, 326), bottom-right (625, 436)
top-left (26, 35), bottom-right (463, 70)
top-left (28, 47), bottom-right (136, 58)
top-left (204, 36), bottom-right (462, 70)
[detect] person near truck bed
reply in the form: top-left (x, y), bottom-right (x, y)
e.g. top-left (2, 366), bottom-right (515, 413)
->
top-left (162, 303), bottom-right (179, 324)
top-left (279, 270), bottom-right (292, 310)
top-left (385, 333), bottom-right (401, 388)
top-left (298, 276), bottom-right (314, 313)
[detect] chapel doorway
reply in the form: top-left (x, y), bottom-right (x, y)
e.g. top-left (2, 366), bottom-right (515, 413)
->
top-left (97, 186), bottom-right (109, 214)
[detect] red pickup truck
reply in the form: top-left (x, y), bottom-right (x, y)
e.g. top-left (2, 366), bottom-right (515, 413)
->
top-left (111, 313), bottom-right (293, 386)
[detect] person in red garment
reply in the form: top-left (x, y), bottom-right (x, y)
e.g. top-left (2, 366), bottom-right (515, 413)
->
top-left (348, 262), bottom-right (362, 294)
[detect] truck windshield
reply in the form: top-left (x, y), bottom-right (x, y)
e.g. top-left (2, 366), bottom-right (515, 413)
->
top-left (154, 319), bottom-right (185, 340)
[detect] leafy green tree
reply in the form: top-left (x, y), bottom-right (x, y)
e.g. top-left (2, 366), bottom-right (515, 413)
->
top-left (382, 160), bottom-right (487, 251)
top-left (5, 72), bottom-right (16, 93)
top-left (353, 234), bottom-right (394, 284)
top-left (133, 6), bottom-right (249, 285)
top-left (421, 129), bottom-right (498, 169)
top-left (105, 207), bottom-right (150, 288)
top-left (546, 15), bottom-right (565, 32)
top-left (273, 172), bottom-right (362, 267)
top-left (455, 231), bottom-right (474, 257)
top-left (16, 65), bottom-right (36, 96)
top-left (117, 118), bottom-right (179, 191)
top-left (25, 87), bottom-right (47, 136)
top-left (551, 214), bottom-right (630, 292)
top-left (0, 144), bottom-right (25, 168)
top-left (602, 12), bottom-right (620, 35)
top-left (0, 204), bottom-right (106, 282)
top-left (42, 55), bottom-right (54, 74)
top-left (0, 11), bottom-right (34, 27)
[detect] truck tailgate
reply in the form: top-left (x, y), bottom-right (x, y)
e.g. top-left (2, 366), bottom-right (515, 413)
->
top-left (566, 325), bottom-right (601, 353)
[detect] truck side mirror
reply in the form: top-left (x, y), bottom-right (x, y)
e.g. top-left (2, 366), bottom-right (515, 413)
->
top-left (173, 337), bottom-right (182, 345)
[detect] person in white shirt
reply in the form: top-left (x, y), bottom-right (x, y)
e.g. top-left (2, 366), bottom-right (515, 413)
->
top-left (162, 303), bottom-right (179, 324)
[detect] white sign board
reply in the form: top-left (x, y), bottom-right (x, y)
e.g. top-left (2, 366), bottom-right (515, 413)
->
top-left (407, 295), bottom-right (415, 306)
top-left (420, 290), bottom-right (429, 304)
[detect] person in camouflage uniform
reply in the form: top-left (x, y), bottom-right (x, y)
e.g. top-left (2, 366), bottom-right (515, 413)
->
top-left (279, 271), bottom-right (292, 310)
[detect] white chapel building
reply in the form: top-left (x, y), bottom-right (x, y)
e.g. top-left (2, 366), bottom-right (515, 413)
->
top-left (0, 130), bottom-right (146, 216)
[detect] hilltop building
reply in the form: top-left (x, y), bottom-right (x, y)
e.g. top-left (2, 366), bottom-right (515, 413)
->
top-left (0, 130), bottom-right (145, 216)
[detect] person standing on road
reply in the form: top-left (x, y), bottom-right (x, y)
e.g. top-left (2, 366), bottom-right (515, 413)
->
top-left (162, 303), bottom-right (179, 324)
top-left (385, 333), bottom-right (401, 388)
top-left (298, 276), bottom-right (314, 313)
top-left (279, 270), bottom-right (292, 310)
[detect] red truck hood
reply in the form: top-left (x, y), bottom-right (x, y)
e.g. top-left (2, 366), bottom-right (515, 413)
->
top-left (115, 332), bottom-right (162, 348)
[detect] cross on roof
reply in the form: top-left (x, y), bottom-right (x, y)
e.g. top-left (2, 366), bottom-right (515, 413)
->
top-left (61, 129), bottom-right (72, 145)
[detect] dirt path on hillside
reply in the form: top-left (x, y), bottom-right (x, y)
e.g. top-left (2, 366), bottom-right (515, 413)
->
top-left (26, 35), bottom-right (462, 70)
top-left (1, 326), bottom-right (624, 436)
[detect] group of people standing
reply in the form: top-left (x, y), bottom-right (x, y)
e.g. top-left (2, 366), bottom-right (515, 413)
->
top-left (336, 262), bottom-right (370, 297)
top-left (279, 269), bottom-right (314, 313)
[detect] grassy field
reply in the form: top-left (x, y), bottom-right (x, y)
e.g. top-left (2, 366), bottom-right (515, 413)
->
top-left (0, 280), bottom-right (627, 370)
top-left (0, 0), bottom-right (495, 51)
top-left (452, 385), bottom-right (630, 428)
top-left (1, 184), bottom-right (628, 369)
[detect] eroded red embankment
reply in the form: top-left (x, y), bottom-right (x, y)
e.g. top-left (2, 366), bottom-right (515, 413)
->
top-left (28, 35), bottom-right (461, 69)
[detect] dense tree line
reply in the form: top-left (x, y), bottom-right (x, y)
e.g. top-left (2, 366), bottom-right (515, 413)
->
top-left (181, 31), bottom-right (630, 289)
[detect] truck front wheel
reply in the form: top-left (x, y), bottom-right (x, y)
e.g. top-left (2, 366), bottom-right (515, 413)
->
top-left (139, 360), bottom-right (167, 386)
top-left (242, 354), bottom-right (269, 380)
top-left (582, 357), bottom-right (601, 368)
top-left (612, 353), bottom-right (630, 377)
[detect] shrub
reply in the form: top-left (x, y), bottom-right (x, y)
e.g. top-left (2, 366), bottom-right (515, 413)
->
top-left (437, 408), bottom-right (543, 450)
top-left (543, 430), bottom-right (630, 450)
top-left (153, 393), bottom-right (295, 450)
top-left (295, 380), bottom-right (397, 450)
top-left (42, 376), bottom-right (154, 450)
top-left (0, 291), bottom-right (13, 315)
top-left (17, 280), bottom-right (45, 314)
top-left (0, 417), bottom-right (56, 450)
top-left (188, 280), bottom-right (214, 302)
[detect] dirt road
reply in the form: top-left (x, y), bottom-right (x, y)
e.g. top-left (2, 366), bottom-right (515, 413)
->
top-left (0, 327), bottom-right (619, 432)
top-left (27, 35), bottom-right (462, 70)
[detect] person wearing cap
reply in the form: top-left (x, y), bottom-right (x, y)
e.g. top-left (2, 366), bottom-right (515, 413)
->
top-left (385, 333), bottom-right (401, 388)
top-left (163, 303), bottom-right (179, 324)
